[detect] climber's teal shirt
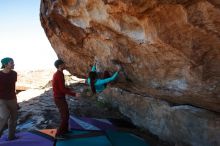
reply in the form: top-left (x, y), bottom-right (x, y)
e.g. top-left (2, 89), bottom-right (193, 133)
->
top-left (87, 65), bottom-right (118, 93)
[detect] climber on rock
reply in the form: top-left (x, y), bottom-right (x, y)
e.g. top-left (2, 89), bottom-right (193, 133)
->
top-left (87, 59), bottom-right (121, 94)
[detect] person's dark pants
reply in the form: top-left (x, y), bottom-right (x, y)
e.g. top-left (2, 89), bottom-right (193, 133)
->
top-left (0, 99), bottom-right (18, 140)
top-left (54, 98), bottom-right (69, 136)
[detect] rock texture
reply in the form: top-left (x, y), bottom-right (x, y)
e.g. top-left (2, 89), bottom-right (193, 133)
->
top-left (40, 0), bottom-right (220, 113)
top-left (16, 70), bottom-right (55, 90)
top-left (100, 88), bottom-right (220, 146)
top-left (40, 0), bottom-right (220, 145)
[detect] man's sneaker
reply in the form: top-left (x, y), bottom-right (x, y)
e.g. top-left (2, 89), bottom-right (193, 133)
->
top-left (9, 136), bottom-right (19, 141)
top-left (4, 136), bottom-right (19, 141)
top-left (65, 130), bottom-right (72, 134)
top-left (55, 135), bottom-right (66, 140)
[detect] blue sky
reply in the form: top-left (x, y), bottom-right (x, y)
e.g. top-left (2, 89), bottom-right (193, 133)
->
top-left (0, 0), bottom-right (57, 70)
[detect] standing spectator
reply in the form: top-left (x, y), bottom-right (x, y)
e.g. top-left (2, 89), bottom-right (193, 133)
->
top-left (52, 59), bottom-right (80, 139)
top-left (0, 57), bottom-right (18, 140)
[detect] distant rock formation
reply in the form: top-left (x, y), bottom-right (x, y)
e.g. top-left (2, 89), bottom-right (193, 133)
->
top-left (40, 0), bottom-right (220, 145)
top-left (16, 70), bottom-right (55, 91)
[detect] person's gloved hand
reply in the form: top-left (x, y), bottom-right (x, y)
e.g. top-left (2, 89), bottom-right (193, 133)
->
top-left (115, 64), bottom-right (122, 72)
top-left (74, 93), bottom-right (81, 100)
top-left (17, 103), bottom-right (20, 110)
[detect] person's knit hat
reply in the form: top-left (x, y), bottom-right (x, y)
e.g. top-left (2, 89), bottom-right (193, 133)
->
top-left (1, 57), bottom-right (13, 69)
top-left (54, 59), bottom-right (64, 68)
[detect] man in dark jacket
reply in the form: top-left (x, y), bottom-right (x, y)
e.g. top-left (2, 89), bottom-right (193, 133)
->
top-left (52, 59), bottom-right (80, 139)
top-left (0, 57), bottom-right (18, 140)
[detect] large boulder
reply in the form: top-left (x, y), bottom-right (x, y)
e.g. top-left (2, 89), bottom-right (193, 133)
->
top-left (40, 0), bottom-right (220, 112)
top-left (40, 0), bottom-right (220, 145)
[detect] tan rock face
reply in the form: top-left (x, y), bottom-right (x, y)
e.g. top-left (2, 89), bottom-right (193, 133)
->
top-left (16, 70), bottom-right (55, 90)
top-left (100, 87), bottom-right (220, 146)
top-left (40, 0), bottom-right (220, 112)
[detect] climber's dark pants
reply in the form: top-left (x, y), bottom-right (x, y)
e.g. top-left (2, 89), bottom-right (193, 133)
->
top-left (54, 98), bottom-right (69, 136)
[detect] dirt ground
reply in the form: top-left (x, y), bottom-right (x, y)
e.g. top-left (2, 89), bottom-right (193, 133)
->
top-left (15, 81), bottom-right (172, 146)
